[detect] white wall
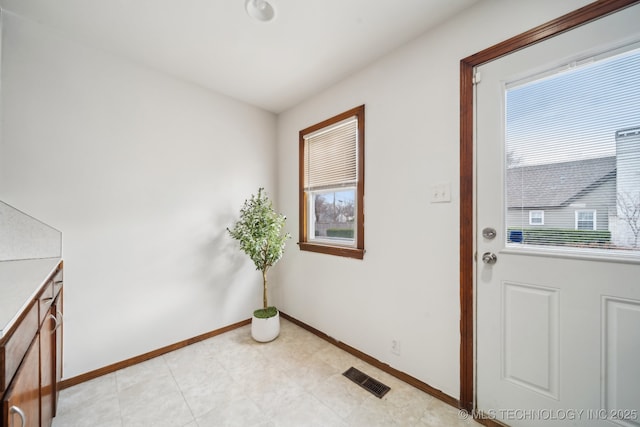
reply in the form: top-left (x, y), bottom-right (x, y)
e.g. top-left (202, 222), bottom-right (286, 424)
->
top-left (275, 0), bottom-right (591, 398)
top-left (0, 0), bottom-right (595, 396)
top-left (0, 12), bottom-right (277, 378)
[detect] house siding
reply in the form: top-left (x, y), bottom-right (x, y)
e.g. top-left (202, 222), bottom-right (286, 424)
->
top-left (507, 174), bottom-right (616, 231)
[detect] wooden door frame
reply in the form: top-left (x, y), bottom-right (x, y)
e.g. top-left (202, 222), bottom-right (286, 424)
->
top-left (458, 0), bottom-right (640, 411)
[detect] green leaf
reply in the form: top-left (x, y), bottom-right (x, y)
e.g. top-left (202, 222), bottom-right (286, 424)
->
top-left (227, 188), bottom-right (291, 308)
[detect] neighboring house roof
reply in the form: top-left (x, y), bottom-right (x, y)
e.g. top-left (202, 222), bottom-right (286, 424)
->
top-left (507, 156), bottom-right (616, 208)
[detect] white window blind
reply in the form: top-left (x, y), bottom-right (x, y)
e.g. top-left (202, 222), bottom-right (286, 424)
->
top-left (505, 44), bottom-right (640, 252)
top-left (304, 117), bottom-right (357, 191)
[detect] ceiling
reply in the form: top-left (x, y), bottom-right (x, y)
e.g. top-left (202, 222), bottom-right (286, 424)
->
top-left (0, 0), bottom-right (478, 113)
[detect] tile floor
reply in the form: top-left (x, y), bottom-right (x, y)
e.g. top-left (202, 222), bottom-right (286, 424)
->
top-left (52, 319), bottom-right (479, 427)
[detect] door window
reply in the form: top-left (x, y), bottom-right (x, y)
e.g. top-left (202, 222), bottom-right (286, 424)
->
top-left (505, 45), bottom-right (640, 254)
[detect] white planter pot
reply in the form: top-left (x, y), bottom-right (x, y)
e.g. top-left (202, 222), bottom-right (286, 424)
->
top-left (251, 310), bottom-right (280, 342)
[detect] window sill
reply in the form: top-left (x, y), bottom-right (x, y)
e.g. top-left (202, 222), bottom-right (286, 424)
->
top-left (298, 242), bottom-right (364, 260)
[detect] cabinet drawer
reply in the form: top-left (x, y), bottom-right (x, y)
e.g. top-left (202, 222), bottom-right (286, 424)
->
top-left (52, 269), bottom-right (63, 299)
top-left (38, 281), bottom-right (55, 325)
top-left (0, 302), bottom-right (38, 394)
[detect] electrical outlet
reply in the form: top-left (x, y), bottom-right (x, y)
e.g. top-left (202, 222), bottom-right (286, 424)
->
top-left (391, 339), bottom-right (401, 355)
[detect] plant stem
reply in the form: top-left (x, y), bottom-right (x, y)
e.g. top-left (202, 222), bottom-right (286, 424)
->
top-left (262, 241), bottom-right (270, 309)
top-left (262, 269), bottom-right (268, 309)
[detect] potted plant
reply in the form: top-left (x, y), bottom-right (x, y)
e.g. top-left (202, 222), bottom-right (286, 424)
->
top-left (227, 188), bottom-right (290, 342)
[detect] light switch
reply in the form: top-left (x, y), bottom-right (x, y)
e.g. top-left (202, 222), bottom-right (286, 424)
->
top-left (430, 182), bottom-right (451, 203)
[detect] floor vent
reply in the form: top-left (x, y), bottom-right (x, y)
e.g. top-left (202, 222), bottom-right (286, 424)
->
top-left (342, 367), bottom-right (390, 398)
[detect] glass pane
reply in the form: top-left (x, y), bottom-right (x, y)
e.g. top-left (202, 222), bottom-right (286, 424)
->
top-left (576, 211), bottom-right (595, 231)
top-left (505, 45), bottom-right (640, 254)
top-left (529, 211), bottom-right (544, 225)
top-left (309, 188), bottom-right (356, 245)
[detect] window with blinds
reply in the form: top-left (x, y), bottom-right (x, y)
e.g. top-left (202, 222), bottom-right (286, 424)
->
top-left (304, 117), bottom-right (357, 191)
top-left (505, 44), bottom-right (640, 254)
top-left (299, 105), bottom-right (365, 259)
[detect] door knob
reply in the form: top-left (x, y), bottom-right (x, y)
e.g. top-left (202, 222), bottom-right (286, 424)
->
top-left (482, 252), bottom-right (497, 264)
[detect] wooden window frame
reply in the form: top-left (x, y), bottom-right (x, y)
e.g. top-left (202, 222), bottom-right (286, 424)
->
top-left (298, 105), bottom-right (365, 259)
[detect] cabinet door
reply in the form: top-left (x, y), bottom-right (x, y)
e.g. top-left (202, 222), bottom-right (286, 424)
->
top-left (1, 304), bottom-right (38, 395)
top-left (40, 307), bottom-right (56, 427)
top-left (2, 336), bottom-right (40, 427)
top-left (52, 292), bottom-right (62, 417)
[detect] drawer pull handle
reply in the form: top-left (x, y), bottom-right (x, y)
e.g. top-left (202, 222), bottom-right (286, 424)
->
top-left (49, 314), bottom-right (61, 333)
top-left (41, 297), bottom-right (54, 302)
top-left (10, 405), bottom-right (26, 427)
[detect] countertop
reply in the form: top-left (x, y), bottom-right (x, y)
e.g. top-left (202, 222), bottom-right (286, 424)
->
top-left (0, 257), bottom-right (62, 338)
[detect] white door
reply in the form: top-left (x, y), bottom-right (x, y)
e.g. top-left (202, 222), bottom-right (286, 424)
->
top-left (476, 5), bottom-right (640, 426)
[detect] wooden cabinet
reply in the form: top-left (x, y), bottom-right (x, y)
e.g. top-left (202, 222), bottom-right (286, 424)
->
top-left (40, 272), bottom-right (62, 427)
top-left (1, 261), bottom-right (63, 427)
top-left (3, 337), bottom-right (40, 427)
top-left (39, 311), bottom-right (54, 427)
top-left (53, 289), bottom-right (63, 415)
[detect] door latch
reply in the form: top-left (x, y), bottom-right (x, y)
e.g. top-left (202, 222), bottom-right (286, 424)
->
top-left (482, 227), bottom-right (497, 240)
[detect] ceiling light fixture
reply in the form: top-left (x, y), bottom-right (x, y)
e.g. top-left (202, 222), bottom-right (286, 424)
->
top-left (245, 0), bottom-right (275, 22)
